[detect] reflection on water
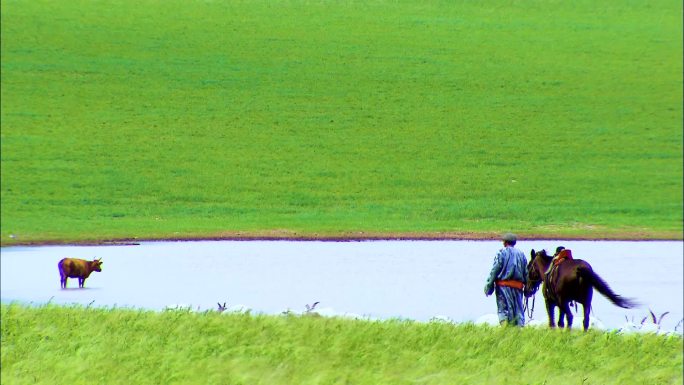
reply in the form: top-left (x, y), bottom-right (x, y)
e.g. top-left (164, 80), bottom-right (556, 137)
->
top-left (1, 240), bottom-right (682, 332)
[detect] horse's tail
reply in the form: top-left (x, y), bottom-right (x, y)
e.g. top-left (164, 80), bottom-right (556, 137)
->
top-left (579, 266), bottom-right (638, 309)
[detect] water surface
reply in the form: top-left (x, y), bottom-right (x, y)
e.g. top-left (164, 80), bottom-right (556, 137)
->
top-left (1, 240), bottom-right (682, 331)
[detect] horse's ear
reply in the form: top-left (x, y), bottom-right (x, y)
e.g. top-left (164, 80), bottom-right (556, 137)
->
top-left (530, 249), bottom-right (535, 258)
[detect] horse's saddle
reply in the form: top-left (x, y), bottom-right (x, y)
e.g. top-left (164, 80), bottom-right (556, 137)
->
top-left (552, 249), bottom-right (573, 266)
top-left (545, 249), bottom-right (574, 293)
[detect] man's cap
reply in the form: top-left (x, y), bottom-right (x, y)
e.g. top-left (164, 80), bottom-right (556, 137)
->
top-left (502, 233), bottom-right (517, 242)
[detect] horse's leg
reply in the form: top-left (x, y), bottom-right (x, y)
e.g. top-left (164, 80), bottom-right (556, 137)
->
top-left (580, 288), bottom-right (593, 331)
top-left (562, 302), bottom-right (574, 329)
top-left (555, 297), bottom-right (566, 328)
top-left (583, 303), bottom-right (591, 331)
top-left (546, 300), bottom-right (556, 328)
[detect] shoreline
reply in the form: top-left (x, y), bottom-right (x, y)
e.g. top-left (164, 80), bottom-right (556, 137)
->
top-left (3, 230), bottom-right (682, 247)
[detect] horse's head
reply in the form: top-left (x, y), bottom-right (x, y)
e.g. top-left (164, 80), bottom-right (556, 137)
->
top-left (524, 249), bottom-right (550, 297)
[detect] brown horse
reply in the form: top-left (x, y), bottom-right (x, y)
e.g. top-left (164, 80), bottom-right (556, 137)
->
top-left (524, 249), bottom-right (636, 330)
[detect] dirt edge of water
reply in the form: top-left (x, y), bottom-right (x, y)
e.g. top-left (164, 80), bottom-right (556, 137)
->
top-left (3, 229), bottom-right (682, 247)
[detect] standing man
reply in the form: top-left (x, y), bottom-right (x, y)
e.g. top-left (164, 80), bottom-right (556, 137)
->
top-left (484, 233), bottom-right (528, 326)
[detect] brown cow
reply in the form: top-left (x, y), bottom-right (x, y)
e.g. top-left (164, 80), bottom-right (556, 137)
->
top-left (58, 258), bottom-right (103, 289)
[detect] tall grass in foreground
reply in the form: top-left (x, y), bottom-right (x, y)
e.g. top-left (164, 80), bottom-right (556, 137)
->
top-left (2, 304), bottom-right (682, 385)
top-left (1, 0), bottom-right (682, 244)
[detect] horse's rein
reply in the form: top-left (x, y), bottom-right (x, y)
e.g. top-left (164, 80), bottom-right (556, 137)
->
top-left (524, 261), bottom-right (542, 320)
top-left (524, 278), bottom-right (539, 320)
top-left (525, 295), bottom-right (535, 320)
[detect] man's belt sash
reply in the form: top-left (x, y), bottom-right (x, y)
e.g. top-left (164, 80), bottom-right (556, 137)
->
top-left (495, 279), bottom-right (525, 290)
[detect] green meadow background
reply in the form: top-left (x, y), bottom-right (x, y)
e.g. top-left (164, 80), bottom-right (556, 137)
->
top-left (1, 0), bottom-right (682, 244)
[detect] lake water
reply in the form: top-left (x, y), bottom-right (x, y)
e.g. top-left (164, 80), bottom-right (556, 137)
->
top-left (1, 240), bottom-right (682, 332)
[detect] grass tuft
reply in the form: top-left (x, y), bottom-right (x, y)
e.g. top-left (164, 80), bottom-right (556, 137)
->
top-left (2, 304), bottom-right (682, 385)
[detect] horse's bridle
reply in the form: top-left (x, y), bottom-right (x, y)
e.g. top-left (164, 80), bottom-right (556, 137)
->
top-left (524, 254), bottom-right (543, 319)
top-left (525, 258), bottom-right (542, 298)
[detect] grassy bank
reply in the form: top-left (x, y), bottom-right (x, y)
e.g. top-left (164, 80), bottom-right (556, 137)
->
top-left (1, 304), bottom-right (681, 385)
top-left (1, 0), bottom-right (682, 245)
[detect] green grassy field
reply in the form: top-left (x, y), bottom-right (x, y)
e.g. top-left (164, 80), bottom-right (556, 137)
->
top-left (2, 304), bottom-right (681, 385)
top-left (1, 0), bottom-right (682, 245)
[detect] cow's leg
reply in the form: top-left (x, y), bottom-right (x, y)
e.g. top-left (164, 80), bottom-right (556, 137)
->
top-left (79, 278), bottom-right (84, 288)
top-left (60, 276), bottom-right (66, 289)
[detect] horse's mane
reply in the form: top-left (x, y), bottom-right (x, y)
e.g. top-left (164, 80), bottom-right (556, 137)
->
top-left (537, 249), bottom-right (553, 262)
